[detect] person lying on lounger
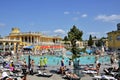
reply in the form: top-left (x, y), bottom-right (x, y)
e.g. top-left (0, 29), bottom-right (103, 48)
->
top-left (85, 63), bottom-right (101, 75)
top-left (65, 71), bottom-right (79, 79)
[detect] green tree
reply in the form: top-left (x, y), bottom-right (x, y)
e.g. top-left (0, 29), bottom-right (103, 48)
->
top-left (66, 25), bottom-right (83, 76)
top-left (88, 34), bottom-right (93, 47)
top-left (96, 40), bottom-right (102, 47)
top-left (67, 25), bottom-right (83, 58)
top-left (63, 36), bottom-right (69, 48)
top-left (63, 36), bottom-right (68, 41)
top-left (63, 36), bottom-right (68, 42)
top-left (96, 38), bottom-right (105, 47)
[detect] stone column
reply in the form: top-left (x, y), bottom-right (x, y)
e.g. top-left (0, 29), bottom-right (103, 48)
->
top-left (31, 36), bottom-right (32, 44)
top-left (19, 36), bottom-right (22, 42)
top-left (14, 42), bottom-right (16, 53)
top-left (23, 36), bottom-right (25, 42)
top-left (27, 36), bottom-right (29, 43)
top-left (33, 36), bottom-right (35, 44)
top-left (34, 36), bottom-right (36, 44)
top-left (3, 42), bottom-right (6, 53)
top-left (37, 36), bottom-right (40, 45)
top-left (9, 42), bottom-right (11, 51)
top-left (37, 36), bottom-right (39, 44)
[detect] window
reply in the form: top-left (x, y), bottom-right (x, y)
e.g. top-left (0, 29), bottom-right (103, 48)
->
top-left (16, 37), bottom-right (19, 40)
top-left (109, 36), bottom-right (112, 41)
top-left (116, 35), bottom-right (120, 40)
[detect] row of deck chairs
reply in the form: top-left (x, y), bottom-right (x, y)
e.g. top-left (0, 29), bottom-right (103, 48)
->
top-left (103, 67), bottom-right (120, 80)
top-left (82, 66), bottom-right (120, 80)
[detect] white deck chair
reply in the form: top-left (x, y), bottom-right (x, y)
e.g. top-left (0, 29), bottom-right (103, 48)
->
top-left (38, 70), bottom-right (42, 74)
top-left (82, 70), bottom-right (97, 74)
top-left (93, 75), bottom-right (117, 80)
top-left (9, 71), bottom-right (14, 76)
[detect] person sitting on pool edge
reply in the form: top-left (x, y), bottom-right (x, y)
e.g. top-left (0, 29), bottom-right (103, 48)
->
top-left (85, 63), bottom-right (101, 75)
top-left (60, 66), bottom-right (66, 75)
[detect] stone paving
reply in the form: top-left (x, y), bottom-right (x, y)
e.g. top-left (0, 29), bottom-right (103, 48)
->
top-left (26, 63), bottom-right (116, 80)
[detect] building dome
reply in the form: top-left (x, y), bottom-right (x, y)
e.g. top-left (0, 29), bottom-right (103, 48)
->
top-left (11, 27), bottom-right (20, 34)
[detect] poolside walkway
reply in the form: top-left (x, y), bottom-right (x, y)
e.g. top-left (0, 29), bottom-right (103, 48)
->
top-left (26, 63), bottom-right (116, 80)
top-left (27, 73), bottom-right (93, 80)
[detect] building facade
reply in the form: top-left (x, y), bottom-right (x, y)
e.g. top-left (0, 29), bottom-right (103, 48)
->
top-left (62, 41), bottom-right (84, 49)
top-left (107, 23), bottom-right (120, 51)
top-left (0, 27), bottom-right (63, 54)
top-left (0, 38), bottom-right (20, 54)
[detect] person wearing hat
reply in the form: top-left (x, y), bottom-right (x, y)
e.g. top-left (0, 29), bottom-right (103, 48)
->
top-left (9, 61), bottom-right (15, 72)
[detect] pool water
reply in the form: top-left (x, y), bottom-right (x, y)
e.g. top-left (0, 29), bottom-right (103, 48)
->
top-left (20, 55), bottom-right (69, 66)
top-left (20, 55), bottom-right (110, 66)
top-left (77, 55), bottom-right (110, 65)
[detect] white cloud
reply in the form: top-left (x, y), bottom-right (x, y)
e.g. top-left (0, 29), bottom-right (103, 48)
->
top-left (64, 11), bottom-right (70, 15)
top-left (54, 29), bottom-right (65, 34)
top-left (0, 23), bottom-right (6, 27)
top-left (95, 14), bottom-right (120, 22)
top-left (81, 14), bottom-right (87, 18)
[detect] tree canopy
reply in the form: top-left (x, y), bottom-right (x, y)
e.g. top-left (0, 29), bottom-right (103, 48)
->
top-left (88, 34), bottom-right (93, 47)
top-left (63, 36), bottom-right (68, 41)
top-left (67, 25), bottom-right (83, 55)
top-left (68, 25), bottom-right (83, 42)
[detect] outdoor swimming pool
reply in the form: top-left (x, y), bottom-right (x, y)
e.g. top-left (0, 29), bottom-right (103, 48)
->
top-left (20, 54), bottom-right (110, 66)
top-left (77, 55), bottom-right (110, 64)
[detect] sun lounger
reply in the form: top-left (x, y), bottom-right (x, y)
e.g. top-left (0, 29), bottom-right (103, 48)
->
top-left (92, 75), bottom-right (117, 80)
top-left (103, 68), bottom-right (117, 76)
top-left (63, 75), bottom-right (80, 80)
top-left (82, 70), bottom-right (97, 74)
top-left (1, 71), bottom-right (18, 80)
top-left (9, 71), bottom-right (24, 78)
top-left (36, 70), bottom-right (53, 77)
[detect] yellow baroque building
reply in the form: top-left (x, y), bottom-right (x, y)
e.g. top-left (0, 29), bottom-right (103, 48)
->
top-left (0, 38), bottom-right (20, 54)
top-left (1, 27), bottom-right (62, 53)
top-left (107, 23), bottom-right (120, 51)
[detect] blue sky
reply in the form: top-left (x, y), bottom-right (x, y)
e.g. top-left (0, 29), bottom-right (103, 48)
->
top-left (0, 0), bottom-right (120, 40)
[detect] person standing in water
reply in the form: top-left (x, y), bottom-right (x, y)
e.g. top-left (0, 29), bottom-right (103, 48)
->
top-left (61, 58), bottom-right (64, 66)
top-left (43, 57), bottom-right (48, 66)
top-left (40, 58), bottom-right (44, 69)
top-left (43, 57), bottom-right (48, 69)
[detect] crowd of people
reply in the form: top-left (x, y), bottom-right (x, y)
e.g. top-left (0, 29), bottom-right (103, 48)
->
top-left (0, 50), bottom-right (120, 80)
